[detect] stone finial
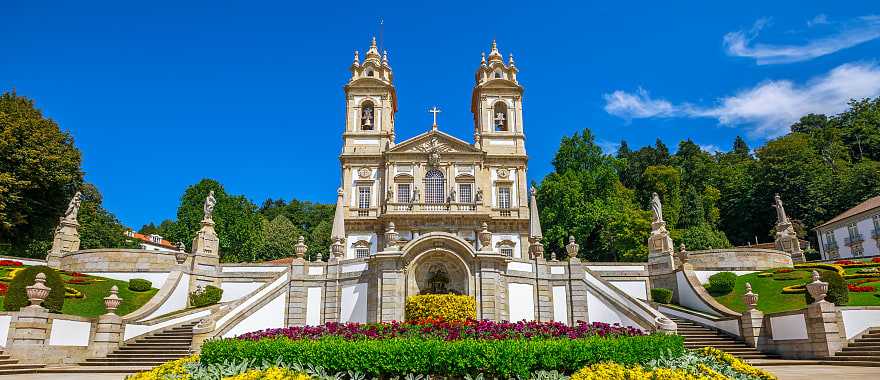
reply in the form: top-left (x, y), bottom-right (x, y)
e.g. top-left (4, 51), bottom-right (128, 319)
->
top-left (353, 50), bottom-right (360, 65)
top-left (743, 282), bottom-right (759, 310)
top-left (677, 243), bottom-right (689, 265)
top-left (565, 236), bottom-right (579, 258)
top-left (478, 222), bottom-right (492, 250)
top-left (654, 316), bottom-right (677, 334)
top-left (26, 272), bottom-right (51, 308)
top-left (384, 222), bottom-right (399, 250)
top-left (806, 270), bottom-right (829, 303)
top-left (481, 52), bottom-right (487, 66)
top-left (382, 50), bottom-right (389, 66)
top-left (294, 235), bottom-right (308, 258)
top-left (508, 53), bottom-right (515, 66)
top-left (103, 285), bottom-right (123, 314)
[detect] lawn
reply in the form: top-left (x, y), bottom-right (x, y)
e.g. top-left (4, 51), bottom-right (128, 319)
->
top-left (0, 262), bottom-right (159, 318)
top-left (713, 258), bottom-right (880, 313)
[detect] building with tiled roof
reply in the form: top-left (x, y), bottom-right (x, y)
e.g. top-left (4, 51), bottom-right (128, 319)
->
top-left (814, 195), bottom-right (880, 260)
top-left (124, 230), bottom-right (183, 253)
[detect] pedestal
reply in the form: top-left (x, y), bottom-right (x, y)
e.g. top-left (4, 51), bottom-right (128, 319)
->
top-left (647, 222), bottom-right (675, 275)
top-left (90, 313), bottom-right (123, 357)
top-left (740, 309), bottom-right (764, 348)
top-left (190, 218), bottom-right (221, 292)
top-left (47, 219), bottom-right (80, 269)
top-left (775, 223), bottom-right (804, 263)
top-left (805, 300), bottom-right (843, 358)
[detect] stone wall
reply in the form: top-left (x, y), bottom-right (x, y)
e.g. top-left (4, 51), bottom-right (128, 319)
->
top-left (59, 249), bottom-right (180, 272)
top-left (686, 248), bottom-right (792, 271)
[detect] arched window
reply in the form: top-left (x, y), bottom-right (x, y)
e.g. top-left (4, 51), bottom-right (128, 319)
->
top-left (361, 101), bottom-right (375, 130)
top-left (366, 69), bottom-right (375, 77)
top-left (494, 69), bottom-right (503, 79)
top-left (423, 169), bottom-right (446, 209)
top-left (493, 102), bottom-right (508, 131)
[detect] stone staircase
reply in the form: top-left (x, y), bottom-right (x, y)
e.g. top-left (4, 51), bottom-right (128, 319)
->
top-left (0, 350), bottom-right (45, 375)
top-left (825, 327), bottom-right (880, 366)
top-left (77, 322), bottom-right (196, 370)
top-left (670, 316), bottom-right (778, 360)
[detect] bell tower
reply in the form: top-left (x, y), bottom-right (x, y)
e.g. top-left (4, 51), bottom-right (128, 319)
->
top-left (343, 37), bottom-right (397, 154)
top-left (471, 40), bottom-right (526, 155)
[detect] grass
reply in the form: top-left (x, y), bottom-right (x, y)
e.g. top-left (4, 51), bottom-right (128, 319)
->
top-left (712, 259), bottom-right (880, 313)
top-left (0, 264), bottom-right (159, 318)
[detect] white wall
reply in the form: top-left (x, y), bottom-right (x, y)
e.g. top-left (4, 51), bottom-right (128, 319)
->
top-left (489, 234), bottom-right (522, 258)
top-left (221, 266), bottom-right (287, 273)
top-left (586, 290), bottom-right (638, 328)
top-left (770, 313), bottom-right (809, 340)
top-left (675, 271), bottom-right (718, 316)
top-left (552, 286), bottom-right (568, 324)
top-left (609, 281), bottom-right (648, 300)
top-left (222, 292), bottom-right (286, 338)
top-left (48, 319), bottom-right (91, 346)
top-left (216, 273), bottom-right (289, 329)
top-left (220, 282), bottom-right (263, 302)
top-left (508, 283), bottom-right (535, 321)
top-left (124, 310), bottom-right (211, 341)
top-left (340, 283), bottom-right (368, 323)
top-left (819, 215), bottom-right (880, 259)
top-left (139, 273), bottom-right (190, 321)
top-left (306, 287), bottom-right (322, 326)
top-left (658, 305), bottom-right (740, 337)
top-left (345, 232), bottom-right (377, 259)
top-left (841, 309), bottom-right (880, 339)
top-left (0, 315), bottom-right (12, 347)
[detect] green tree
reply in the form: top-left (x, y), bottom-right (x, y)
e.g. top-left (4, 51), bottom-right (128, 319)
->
top-left (0, 91), bottom-right (83, 255)
top-left (254, 215), bottom-right (300, 261)
top-left (78, 183), bottom-right (139, 250)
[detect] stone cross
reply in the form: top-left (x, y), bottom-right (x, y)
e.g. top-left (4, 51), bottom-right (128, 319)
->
top-left (429, 106), bottom-right (441, 128)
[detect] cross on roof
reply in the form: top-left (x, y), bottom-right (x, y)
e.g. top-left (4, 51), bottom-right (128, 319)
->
top-left (429, 106), bottom-right (441, 129)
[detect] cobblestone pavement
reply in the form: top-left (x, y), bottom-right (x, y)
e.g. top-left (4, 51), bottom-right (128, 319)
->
top-left (760, 365), bottom-right (878, 379)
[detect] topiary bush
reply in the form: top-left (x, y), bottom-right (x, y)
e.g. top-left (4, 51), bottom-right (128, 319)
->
top-left (3, 265), bottom-right (65, 312)
top-left (806, 270), bottom-right (849, 305)
top-left (128, 278), bottom-right (152, 292)
top-left (189, 285), bottom-right (223, 308)
top-left (706, 272), bottom-right (737, 296)
top-left (404, 294), bottom-right (476, 322)
top-left (650, 288), bottom-right (673, 304)
top-left (803, 248), bottom-right (821, 262)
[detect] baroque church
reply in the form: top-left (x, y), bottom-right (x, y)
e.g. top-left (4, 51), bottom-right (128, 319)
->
top-left (331, 38), bottom-right (536, 266)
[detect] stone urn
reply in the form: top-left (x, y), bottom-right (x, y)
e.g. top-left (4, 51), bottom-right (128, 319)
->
top-left (26, 272), bottom-right (51, 307)
top-left (478, 223), bottom-right (492, 250)
top-left (294, 236), bottom-right (308, 258)
top-left (565, 236), bottom-right (579, 257)
top-left (103, 285), bottom-right (123, 314)
top-left (806, 270), bottom-right (828, 303)
top-left (175, 250), bottom-right (188, 265)
top-left (743, 282), bottom-right (759, 310)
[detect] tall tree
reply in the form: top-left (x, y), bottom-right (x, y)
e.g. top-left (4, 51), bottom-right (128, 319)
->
top-left (254, 215), bottom-right (300, 262)
top-left (0, 91), bottom-right (83, 254)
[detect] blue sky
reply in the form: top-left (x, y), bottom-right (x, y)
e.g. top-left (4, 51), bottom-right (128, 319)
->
top-left (2, 1), bottom-right (879, 229)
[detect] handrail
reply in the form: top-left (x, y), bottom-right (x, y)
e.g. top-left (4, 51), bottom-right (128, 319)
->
top-left (582, 268), bottom-right (676, 333)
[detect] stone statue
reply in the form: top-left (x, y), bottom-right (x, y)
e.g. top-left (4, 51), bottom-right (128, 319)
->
top-left (772, 193), bottom-right (789, 225)
top-left (63, 191), bottom-right (83, 221)
top-left (411, 187), bottom-right (421, 203)
top-left (447, 188), bottom-right (457, 203)
top-left (494, 112), bottom-right (506, 130)
top-left (386, 188), bottom-right (394, 203)
top-left (361, 107), bottom-right (373, 128)
top-left (650, 192), bottom-right (663, 223)
top-left (474, 187), bottom-right (484, 203)
top-left (203, 190), bottom-right (217, 220)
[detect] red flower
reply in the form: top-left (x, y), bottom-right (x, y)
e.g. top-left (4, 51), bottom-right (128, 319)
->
top-left (0, 283), bottom-right (8, 295)
top-left (835, 260), bottom-right (858, 266)
top-left (0, 260), bottom-right (23, 267)
top-left (847, 284), bottom-right (876, 292)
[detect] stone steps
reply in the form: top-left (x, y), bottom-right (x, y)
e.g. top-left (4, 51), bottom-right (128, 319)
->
top-left (826, 326), bottom-right (880, 364)
top-left (669, 317), bottom-right (778, 360)
top-left (77, 322), bottom-right (196, 370)
top-left (0, 350), bottom-right (46, 375)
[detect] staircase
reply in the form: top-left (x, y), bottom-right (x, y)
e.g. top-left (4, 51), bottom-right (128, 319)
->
top-left (0, 350), bottom-right (45, 375)
top-left (670, 316), bottom-right (778, 360)
top-left (77, 322), bottom-right (196, 370)
top-left (826, 327), bottom-right (880, 366)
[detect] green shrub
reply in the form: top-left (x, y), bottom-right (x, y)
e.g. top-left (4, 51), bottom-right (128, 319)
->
top-left (201, 335), bottom-right (684, 378)
top-left (805, 271), bottom-right (849, 305)
top-left (650, 288), bottom-right (673, 304)
top-left (189, 285), bottom-right (223, 307)
top-left (404, 294), bottom-right (476, 322)
top-left (3, 265), bottom-right (65, 312)
top-left (128, 278), bottom-right (152, 292)
top-left (707, 272), bottom-right (737, 295)
top-left (803, 248), bottom-right (821, 262)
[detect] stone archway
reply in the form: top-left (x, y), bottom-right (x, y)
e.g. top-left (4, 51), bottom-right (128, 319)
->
top-left (401, 232), bottom-right (476, 297)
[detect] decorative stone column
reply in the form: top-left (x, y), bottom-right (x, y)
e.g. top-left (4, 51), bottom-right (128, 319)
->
top-left (647, 220), bottom-right (675, 274)
top-left (740, 283), bottom-right (764, 348)
top-left (190, 216), bottom-right (221, 291)
top-left (91, 286), bottom-right (125, 357)
top-left (8, 274), bottom-right (52, 349)
top-left (804, 271), bottom-right (843, 358)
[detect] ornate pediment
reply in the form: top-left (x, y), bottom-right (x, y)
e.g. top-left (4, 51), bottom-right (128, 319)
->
top-left (390, 131), bottom-right (480, 154)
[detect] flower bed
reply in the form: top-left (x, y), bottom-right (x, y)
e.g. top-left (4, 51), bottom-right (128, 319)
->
top-left (237, 319), bottom-right (644, 342)
top-left (404, 294), bottom-right (476, 322)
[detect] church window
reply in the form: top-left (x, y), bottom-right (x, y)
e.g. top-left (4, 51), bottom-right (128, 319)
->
top-left (366, 69), bottom-right (374, 77)
top-left (397, 183), bottom-right (411, 204)
top-left (459, 183), bottom-right (473, 211)
top-left (498, 186), bottom-right (511, 216)
top-left (500, 246), bottom-right (514, 257)
top-left (353, 240), bottom-right (371, 258)
top-left (494, 69), bottom-right (503, 79)
top-left (493, 102), bottom-right (508, 131)
top-left (424, 169), bottom-right (446, 210)
top-left (496, 240), bottom-right (515, 257)
top-left (360, 101), bottom-right (375, 130)
top-left (358, 186), bottom-right (371, 216)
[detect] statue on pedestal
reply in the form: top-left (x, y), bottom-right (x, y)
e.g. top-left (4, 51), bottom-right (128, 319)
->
top-left (203, 191), bottom-right (216, 221)
top-left (63, 191), bottom-right (83, 222)
top-left (772, 194), bottom-right (789, 225)
top-left (650, 192), bottom-right (663, 224)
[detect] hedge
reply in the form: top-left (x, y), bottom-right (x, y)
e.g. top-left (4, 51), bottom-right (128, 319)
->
top-left (707, 272), bottom-right (736, 295)
top-left (128, 278), bottom-right (152, 292)
top-left (3, 265), bottom-right (65, 312)
top-left (189, 285), bottom-right (223, 308)
top-left (805, 270), bottom-right (849, 305)
top-left (404, 294), bottom-right (476, 322)
top-left (650, 288), bottom-right (673, 304)
top-left (200, 335), bottom-right (684, 378)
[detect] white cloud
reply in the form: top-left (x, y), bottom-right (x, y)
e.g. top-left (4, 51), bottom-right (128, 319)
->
top-left (699, 144), bottom-right (722, 154)
top-left (807, 14), bottom-right (829, 27)
top-left (596, 139), bottom-right (621, 155)
top-left (603, 62), bottom-right (880, 138)
top-left (724, 15), bottom-right (880, 64)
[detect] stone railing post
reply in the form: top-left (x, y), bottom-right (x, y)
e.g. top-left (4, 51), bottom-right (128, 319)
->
top-left (739, 282), bottom-right (764, 348)
top-left (804, 271), bottom-right (843, 358)
top-left (90, 286), bottom-right (125, 357)
top-left (7, 274), bottom-right (52, 354)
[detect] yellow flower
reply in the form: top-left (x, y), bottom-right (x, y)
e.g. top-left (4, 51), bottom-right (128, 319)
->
top-left (223, 367), bottom-right (310, 380)
top-left (126, 355), bottom-right (199, 380)
top-left (404, 294), bottom-right (476, 322)
top-left (698, 347), bottom-right (777, 380)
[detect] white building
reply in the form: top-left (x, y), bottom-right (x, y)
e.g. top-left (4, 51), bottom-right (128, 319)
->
top-left (815, 195), bottom-right (880, 260)
top-left (124, 231), bottom-right (182, 253)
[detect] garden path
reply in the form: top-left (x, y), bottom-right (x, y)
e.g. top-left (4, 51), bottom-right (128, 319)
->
top-left (760, 365), bottom-right (879, 379)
